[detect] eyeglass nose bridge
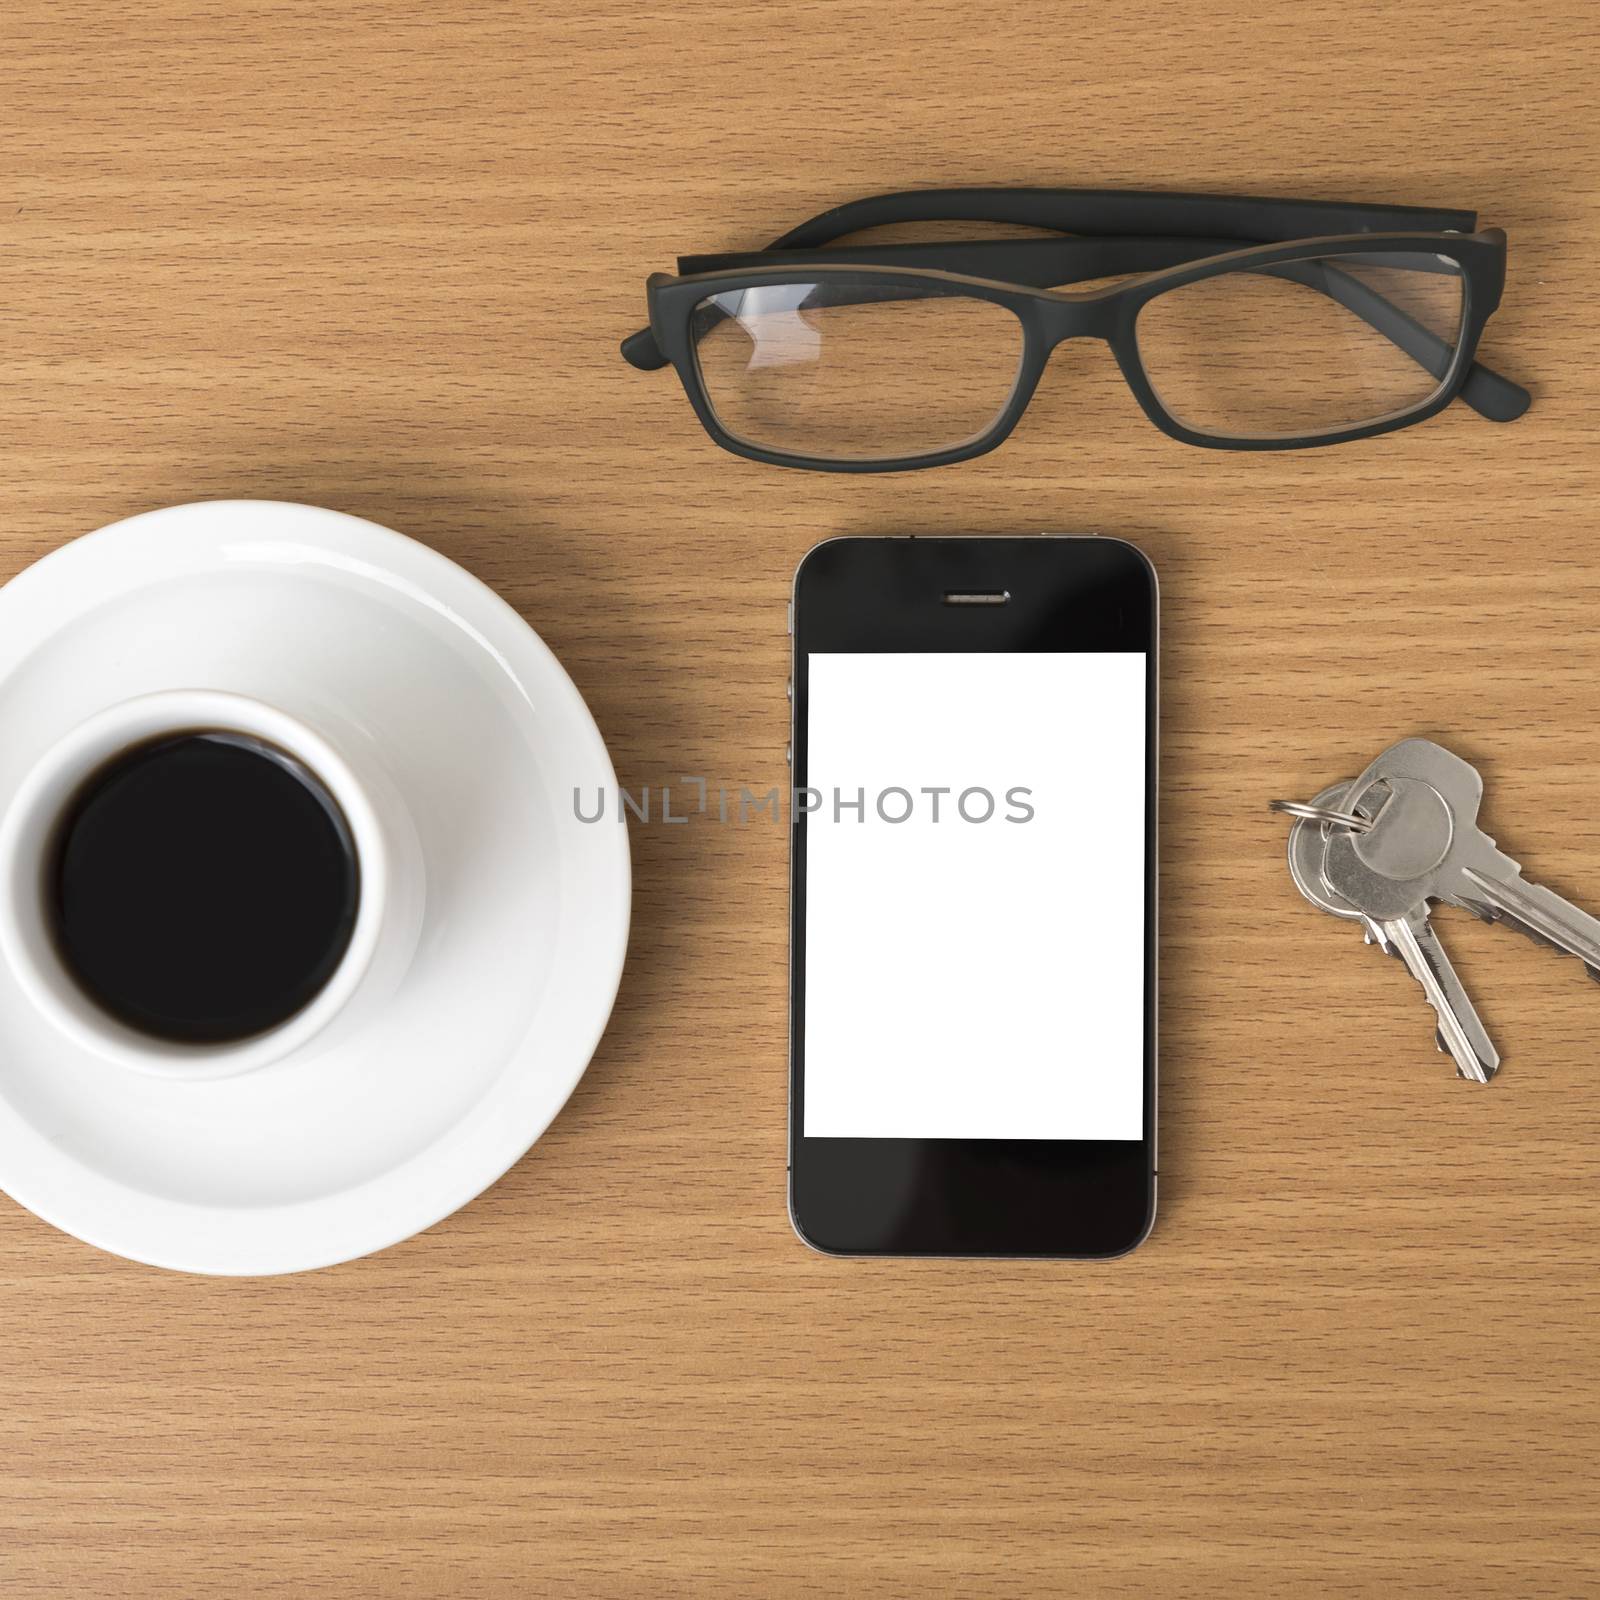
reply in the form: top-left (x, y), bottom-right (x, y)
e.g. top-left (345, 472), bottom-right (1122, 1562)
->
top-left (1034, 294), bottom-right (1121, 352)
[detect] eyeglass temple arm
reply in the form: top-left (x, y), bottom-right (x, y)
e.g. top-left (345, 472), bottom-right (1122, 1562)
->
top-left (622, 232), bottom-right (1529, 423)
top-left (767, 186), bottom-right (1483, 250)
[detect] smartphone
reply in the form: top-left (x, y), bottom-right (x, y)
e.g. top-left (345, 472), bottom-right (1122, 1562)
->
top-left (788, 536), bottom-right (1157, 1258)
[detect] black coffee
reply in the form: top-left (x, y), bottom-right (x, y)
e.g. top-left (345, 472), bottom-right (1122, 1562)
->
top-left (47, 731), bottom-right (361, 1044)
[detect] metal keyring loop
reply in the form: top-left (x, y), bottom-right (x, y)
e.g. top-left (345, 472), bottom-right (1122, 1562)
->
top-left (1268, 797), bottom-right (1374, 834)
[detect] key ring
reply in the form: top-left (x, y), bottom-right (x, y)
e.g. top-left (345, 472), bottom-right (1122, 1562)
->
top-left (1268, 797), bottom-right (1375, 833)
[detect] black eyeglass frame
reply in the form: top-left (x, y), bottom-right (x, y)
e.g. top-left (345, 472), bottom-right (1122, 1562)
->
top-left (623, 189), bottom-right (1527, 473)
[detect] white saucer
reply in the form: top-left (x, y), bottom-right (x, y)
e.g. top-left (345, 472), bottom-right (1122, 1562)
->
top-left (0, 501), bottom-right (630, 1274)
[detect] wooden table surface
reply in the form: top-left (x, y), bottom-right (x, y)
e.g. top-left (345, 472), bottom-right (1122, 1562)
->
top-left (3, 2), bottom-right (1599, 1594)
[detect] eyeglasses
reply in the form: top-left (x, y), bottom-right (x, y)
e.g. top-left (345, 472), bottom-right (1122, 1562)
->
top-left (622, 187), bottom-right (1530, 472)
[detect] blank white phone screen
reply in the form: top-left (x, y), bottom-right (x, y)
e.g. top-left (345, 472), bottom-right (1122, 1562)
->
top-left (802, 652), bottom-right (1146, 1141)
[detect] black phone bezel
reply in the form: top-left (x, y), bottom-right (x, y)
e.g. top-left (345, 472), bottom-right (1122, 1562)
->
top-left (788, 535), bottom-right (1157, 1258)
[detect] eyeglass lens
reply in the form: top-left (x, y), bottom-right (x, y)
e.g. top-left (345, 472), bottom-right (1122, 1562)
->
top-left (691, 280), bottom-right (1025, 462)
top-left (1134, 251), bottom-right (1467, 440)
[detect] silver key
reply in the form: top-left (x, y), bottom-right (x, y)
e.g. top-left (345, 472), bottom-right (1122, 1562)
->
top-left (1325, 738), bottom-right (1600, 981)
top-left (1287, 782), bottom-right (1498, 1082)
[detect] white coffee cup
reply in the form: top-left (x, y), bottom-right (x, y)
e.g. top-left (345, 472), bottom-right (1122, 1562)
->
top-left (0, 690), bottom-right (425, 1080)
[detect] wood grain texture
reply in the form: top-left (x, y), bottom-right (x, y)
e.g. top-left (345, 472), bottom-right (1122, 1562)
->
top-left (2, 1), bottom-right (1599, 1594)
